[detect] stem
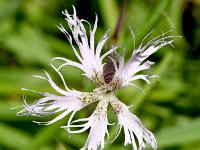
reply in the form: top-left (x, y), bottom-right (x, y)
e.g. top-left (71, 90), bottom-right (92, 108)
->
top-left (111, 0), bottom-right (127, 45)
top-left (103, 0), bottom-right (127, 84)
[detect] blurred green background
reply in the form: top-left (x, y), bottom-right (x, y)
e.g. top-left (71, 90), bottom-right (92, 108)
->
top-left (0, 0), bottom-right (200, 150)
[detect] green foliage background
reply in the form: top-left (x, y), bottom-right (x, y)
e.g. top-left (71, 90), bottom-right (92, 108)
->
top-left (0, 0), bottom-right (200, 150)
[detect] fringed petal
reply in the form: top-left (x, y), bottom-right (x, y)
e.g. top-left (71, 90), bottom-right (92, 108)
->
top-left (112, 29), bottom-right (179, 89)
top-left (17, 89), bottom-right (101, 126)
top-left (53, 6), bottom-right (111, 85)
top-left (63, 99), bottom-right (109, 150)
top-left (111, 99), bottom-right (157, 150)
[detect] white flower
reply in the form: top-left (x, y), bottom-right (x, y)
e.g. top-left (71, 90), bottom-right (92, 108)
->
top-left (17, 7), bottom-right (179, 150)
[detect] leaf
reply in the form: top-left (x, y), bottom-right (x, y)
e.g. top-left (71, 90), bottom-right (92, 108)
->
top-left (0, 123), bottom-right (31, 149)
top-left (156, 118), bottom-right (200, 148)
top-left (5, 24), bottom-right (55, 65)
top-left (24, 119), bottom-right (66, 150)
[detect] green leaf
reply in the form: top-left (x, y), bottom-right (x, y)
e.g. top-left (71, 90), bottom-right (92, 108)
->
top-left (0, 0), bottom-right (19, 20)
top-left (156, 118), bottom-right (200, 148)
top-left (5, 24), bottom-right (54, 65)
top-left (24, 120), bottom-right (65, 150)
top-left (0, 123), bottom-right (31, 149)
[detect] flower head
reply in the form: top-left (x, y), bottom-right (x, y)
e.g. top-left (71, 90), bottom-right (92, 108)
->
top-left (17, 7), bottom-right (178, 150)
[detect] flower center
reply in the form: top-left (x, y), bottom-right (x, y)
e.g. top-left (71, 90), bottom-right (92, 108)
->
top-left (103, 57), bottom-right (116, 84)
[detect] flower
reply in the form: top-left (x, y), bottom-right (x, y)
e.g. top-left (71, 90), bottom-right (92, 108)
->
top-left (17, 6), bottom-right (178, 150)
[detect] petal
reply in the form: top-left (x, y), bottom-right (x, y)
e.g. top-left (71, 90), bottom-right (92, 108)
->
top-left (51, 57), bottom-right (84, 71)
top-left (56, 7), bottom-right (109, 84)
top-left (56, 7), bottom-right (132, 85)
top-left (96, 29), bottom-right (110, 59)
top-left (81, 101), bottom-right (109, 150)
top-left (63, 98), bottom-right (109, 150)
top-left (90, 14), bottom-right (98, 53)
top-left (112, 29), bottom-right (179, 89)
top-left (33, 70), bottom-right (68, 96)
top-left (81, 116), bottom-right (108, 150)
top-left (111, 99), bottom-right (157, 150)
top-left (17, 88), bottom-right (100, 126)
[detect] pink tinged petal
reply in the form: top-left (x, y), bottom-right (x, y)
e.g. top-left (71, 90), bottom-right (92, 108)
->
top-left (21, 88), bottom-right (68, 104)
top-left (18, 99), bottom-right (54, 117)
top-left (138, 29), bottom-right (155, 50)
top-left (79, 20), bottom-right (89, 46)
top-left (129, 74), bottom-right (159, 84)
top-left (44, 99), bottom-right (80, 112)
top-left (116, 101), bottom-right (157, 150)
top-left (141, 40), bottom-right (173, 59)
